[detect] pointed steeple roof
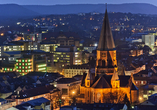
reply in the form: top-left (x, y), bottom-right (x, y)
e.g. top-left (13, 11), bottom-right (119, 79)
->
top-left (85, 70), bottom-right (93, 80)
top-left (80, 72), bottom-right (87, 86)
top-left (131, 82), bottom-right (138, 90)
top-left (98, 9), bottom-right (115, 50)
top-left (111, 70), bottom-right (119, 81)
top-left (92, 76), bottom-right (111, 88)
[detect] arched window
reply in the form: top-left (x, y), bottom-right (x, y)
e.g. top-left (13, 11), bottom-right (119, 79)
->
top-left (108, 59), bottom-right (113, 67)
top-left (98, 59), bottom-right (102, 66)
top-left (102, 60), bottom-right (106, 67)
top-left (97, 92), bottom-right (101, 102)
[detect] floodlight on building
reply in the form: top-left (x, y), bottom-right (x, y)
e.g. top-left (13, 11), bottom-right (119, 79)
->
top-left (94, 43), bottom-right (98, 47)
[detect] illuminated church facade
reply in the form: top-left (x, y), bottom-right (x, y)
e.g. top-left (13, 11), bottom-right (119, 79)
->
top-left (79, 9), bottom-right (138, 104)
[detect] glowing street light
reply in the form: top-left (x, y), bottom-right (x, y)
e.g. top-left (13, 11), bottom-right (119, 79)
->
top-left (139, 96), bottom-right (143, 102)
top-left (94, 43), bottom-right (98, 47)
top-left (1, 33), bottom-right (4, 36)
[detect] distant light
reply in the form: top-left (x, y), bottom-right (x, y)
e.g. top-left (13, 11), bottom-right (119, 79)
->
top-left (1, 33), bottom-right (4, 36)
top-left (94, 43), bottom-right (98, 46)
top-left (54, 84), bottom-right (57, 87)
top-left (17, 22), bottom-right (21, 25)
top-left (139, 97), bottom-right (143, 101)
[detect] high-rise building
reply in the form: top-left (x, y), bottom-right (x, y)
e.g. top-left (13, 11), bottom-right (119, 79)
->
top-left (15, 50), bottom-right (53, 75)
top-left (54, 46), bottom-right (82, 66)
top-left (16, 58), bottom-right (33, 75)
top-left (40, 42), bottom-right (60, 53)
top-left (142, 34), bottom-right (155, 50)
top-left (42, 32), bottom-right (80, 47)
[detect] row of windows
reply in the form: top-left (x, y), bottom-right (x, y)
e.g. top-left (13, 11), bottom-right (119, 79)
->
top-left (54, 54), bottom-right (70, 57)
top-left (135, 80), bottom-right (147, 85)
top-left (0, 58), bottom-right (5, 60)
top-left (65, 73), bottom-right (83, 77)
top-left (65, 72), bottom-right (83, 74)
top-left (65, 70), bottom-right (88, 72)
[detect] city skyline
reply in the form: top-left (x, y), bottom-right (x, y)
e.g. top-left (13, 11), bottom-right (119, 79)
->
top-left (0, 0), bottom-right (157, 6)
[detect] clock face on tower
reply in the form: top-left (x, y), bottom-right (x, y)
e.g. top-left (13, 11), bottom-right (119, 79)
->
top-left (101, 53), bottom-right (106, 57)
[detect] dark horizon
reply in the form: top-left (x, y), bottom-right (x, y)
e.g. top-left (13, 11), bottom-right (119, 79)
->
top-left (0, 0), bottom-right (156, 6)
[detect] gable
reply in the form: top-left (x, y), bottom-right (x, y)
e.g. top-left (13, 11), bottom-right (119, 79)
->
top-left (36, 80), bottom-right (41, 84)
top-left (16, 86), bottom-right (22, 91)
top-left (141, 101), bottom-right (155, 106)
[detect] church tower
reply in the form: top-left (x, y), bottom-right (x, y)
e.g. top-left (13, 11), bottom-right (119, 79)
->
top-left (111, 70), bottom-right (120, 88)
top-left (85, 70), bottom-right (93, 87)
top-left (96, 9), bottom-right (117, 75)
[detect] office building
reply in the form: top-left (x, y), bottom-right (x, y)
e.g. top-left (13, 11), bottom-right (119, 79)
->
top-left (63, 65), bottom-right (90, 78)
top-left (54, 46), bottom-right (82, 67)
top-left (40, 42), bottom-right (60, 53)
top-left (43, 32), bottom-right (80, 47)
top-left (142, 34), bottom-right (155, 50)
top-left (15, 50), bottom-right (53, 75)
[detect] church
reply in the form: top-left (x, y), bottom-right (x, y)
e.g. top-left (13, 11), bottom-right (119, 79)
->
top-left (79, 9), bottom-right (138, 104)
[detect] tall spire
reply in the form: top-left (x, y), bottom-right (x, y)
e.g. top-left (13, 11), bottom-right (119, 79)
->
top-left (97, 8), bottom-right (115, 50)
top-left (86, 70), bottom-right (93, 80)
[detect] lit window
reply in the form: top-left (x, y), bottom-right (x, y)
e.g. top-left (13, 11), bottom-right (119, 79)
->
top-left (30, 97), bottom-right (33, 100)
top-left (141, 81), bottom-right (143, 84)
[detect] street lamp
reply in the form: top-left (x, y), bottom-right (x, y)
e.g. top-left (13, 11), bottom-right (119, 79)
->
top-left (139, 96), bottom-right (143, 102)
top-left (72, 91), bottom-right (75, 94)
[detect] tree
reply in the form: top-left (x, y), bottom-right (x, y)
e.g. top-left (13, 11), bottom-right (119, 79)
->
top-left (71, 97), bottom-right (77, 105)
top-left (123, 94), bottom-right (131, 109)
top-left (103, 90), bottom-right (126, 104)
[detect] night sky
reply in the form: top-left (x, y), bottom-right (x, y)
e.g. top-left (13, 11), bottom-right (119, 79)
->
top-left (0, 0), bottom-right (157, 6)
